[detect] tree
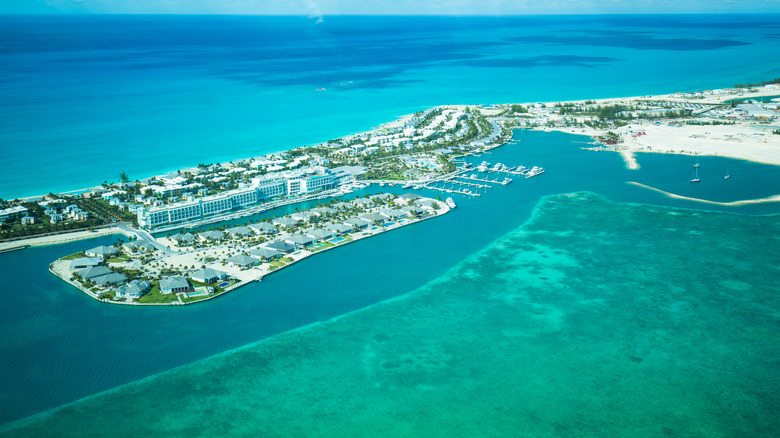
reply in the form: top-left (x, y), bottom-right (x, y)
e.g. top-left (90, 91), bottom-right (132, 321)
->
top-left (119, 171), bottom-right (129, 182)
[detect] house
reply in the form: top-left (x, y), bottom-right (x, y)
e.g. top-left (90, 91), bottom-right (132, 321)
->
top-left (190, 268), bottom-right (227, 284)
top-left (0, 205), bottom-right (28, 221)
top-left (91, 272), bottom-right (128, 286)
top-left (198, 230), bottom-right (225, 242)
top-left (326, 223), bottom-right (353, 235)
top-left (70, 257), bottom-right (102, 270)
top-left (359, 213), bottom-right (386, 224)
top-left (123, 241), bottom-right (155, 254)
top-left (227, 255), bottom-right (259, 268)
top-left (353, 198), bottom-right (373, 208)
top-left (49, 214), bottom-right (63, 224)
top-left (380, 209), bottom-right (406, 221)
top-left (248, 222), bottom-right (277, 234)
top-left (115, 280), bottom-right (150, 299)
top-left (249, 247), bottom-right (281, 261)
top-left (170, 232), bottom-right (195, 246)
top-left (398, 193), bottom-right (422, 201)
top-left (401, 206), bottom-right (424, 216)
top-left (264, 240), bottom-right (296, 254)
top-left (75, 266), bottom-right (113, 280)
top-left (225, 226), bottom-right (253, 238)
top-left (343, 218), bottom-right (371, 230)
top-left (291, 211), bottom-right (318, 223)
top-left (416, 199), bottom-right (440, 210)
top-left (311, 207), bottom-right (337, 216)
top-left (160, 277), bottom-right (192, 294)
top-left (331, 202), bottom-right (353, 210)
top-left (272, 217), bottom-right (300, 228)
top-left (84, 245), bottom-right (119, 260)
top-left (21, 216), bottom-right (35, 225)
top-left (285, 234), bottom-right (316, 249)
top-left (306, 229), bottom-right (335, 241)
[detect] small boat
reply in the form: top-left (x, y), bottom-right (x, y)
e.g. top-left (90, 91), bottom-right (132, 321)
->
top-left (446, 197), bottom-right (456, 208)
top-left (724, 167), bottom-right (730, 179)
top-left (402, 183), bottom-right (412, 189)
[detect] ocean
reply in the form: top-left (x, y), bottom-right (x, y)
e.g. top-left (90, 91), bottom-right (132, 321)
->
top-left (0, 14), bottom-right (779, 435)
top-left (2, 14), bottom-right (780, 199)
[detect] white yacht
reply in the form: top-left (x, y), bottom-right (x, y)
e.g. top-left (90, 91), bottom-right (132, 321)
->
top-left (445, 197), bottom-right (456, 208)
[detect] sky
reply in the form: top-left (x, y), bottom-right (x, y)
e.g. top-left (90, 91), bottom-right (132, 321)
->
top-left (3, 0), bottom-right (780, 15)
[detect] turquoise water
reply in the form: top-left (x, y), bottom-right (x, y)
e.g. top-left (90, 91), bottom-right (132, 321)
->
top-left (3, 191), bottom-right (778, 437)
top-left (1, 14), bottom-right (780, 433)
top-left (1, 128), bottom-right (778, 428)
top-left (2, 14), bottom-right (780, 198)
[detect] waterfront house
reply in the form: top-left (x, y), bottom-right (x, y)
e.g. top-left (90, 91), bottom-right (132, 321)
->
top-left (160, 277), bottom-right (192, 294)
top-left (415, 199), bottom-right (440, 210)
top-left (264, 240), bottom-right (296, 254)
top-left (285, 234), bottom-right (316, 249)
top-left (85, 245), bottom-right (119, 260)
top-left (248, 222), bottom-right (277, 234)
top-left (115, 280), bottom-right (150, 299)
top-left (249, 247), bottom-right (281, 261)
top-left (379, 209), bottom-right (406, 221)
top-left (305, 229), bottom-right (335, 242)
top-left (401, 206), bottom-right (425, 216)
top-left (326, 223), bottom-right (353, 236)
top-left (227, 255), bottom-right (259, 268)
top-left (190, 268), bottom-right (227, 284)
top-left (75, 266), bottom-right (113, 280)
top-left (70, 257), bottom-right (102, 271)
top-left (344, 218), bottom-right (371, 231)
top-left (272, 217), bottom-right (300, 228)
top-left (49, 213), bottom-right (63, 224)
top-left (225, 226), bottom-right (253, 238)
top-left (198, 230), bottom-right (224, 242)
top-left (359, 213), bottom-right (387, 224)
top-left (398, 193), bottom-right (421, 201)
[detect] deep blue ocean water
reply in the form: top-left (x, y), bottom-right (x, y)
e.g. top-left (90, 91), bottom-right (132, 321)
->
top-left (2, 14), bottom-right (780, 199)
top-left (1, 14), bottom-right (779, 428)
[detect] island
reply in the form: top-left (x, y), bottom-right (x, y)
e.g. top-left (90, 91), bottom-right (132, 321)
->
top-left (1, 79), bottom-right (778, 305)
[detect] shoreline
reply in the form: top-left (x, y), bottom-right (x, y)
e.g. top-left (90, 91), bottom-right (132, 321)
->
top-left (627, 181), bottom-right (780, 206)
top-left (0, 227), bottom-right (131, 252)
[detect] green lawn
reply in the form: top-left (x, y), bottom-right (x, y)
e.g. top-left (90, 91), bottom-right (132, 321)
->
top-left (138, 282), bottom-right (180, 304)
top-left (61, 252), bottom-right (85, 260)
top-left (310, 242), bottom-right (335, 252)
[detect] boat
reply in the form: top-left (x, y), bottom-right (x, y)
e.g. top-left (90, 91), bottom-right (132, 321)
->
top-left (724, 167), bottom-right (730, 179)
top-left (503, 177), bottom-right (512, 184)
top-left (445, 197), bottom-right (456, 208)
top-left (379, 182), bottom-right (385, 187)
top-left (525, 166), bottom-right (545, 179)
top-left (690, 162), bottom-right (701, 183)
top-left (402, 183), bottom-right (412, 189)
top-left (340, 186), bottom-right (353, 194)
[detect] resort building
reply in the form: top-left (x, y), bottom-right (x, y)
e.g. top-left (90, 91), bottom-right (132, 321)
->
top-left (84, 245), bottom-right (118, 260)
top-left (137, 168), bottom-right (338, 229)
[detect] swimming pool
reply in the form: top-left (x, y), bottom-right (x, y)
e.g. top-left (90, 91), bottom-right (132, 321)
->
top-left (218, 282), bottom-right (230, 288)
top-left (331, 237), bottom-right (345, 243)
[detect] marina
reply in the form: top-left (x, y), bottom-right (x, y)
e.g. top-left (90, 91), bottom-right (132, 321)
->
top-left (418, 161), bottom-right (544, 197)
